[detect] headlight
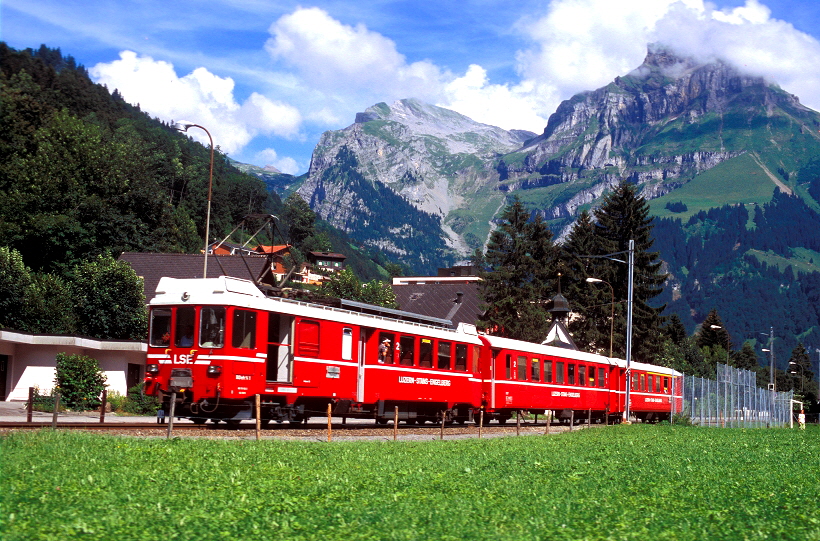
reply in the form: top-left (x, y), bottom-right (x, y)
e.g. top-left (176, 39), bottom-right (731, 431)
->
top-left (146, 364), bottom-right (159, 375)
top-left (207, 365), bottom-right (222, 376)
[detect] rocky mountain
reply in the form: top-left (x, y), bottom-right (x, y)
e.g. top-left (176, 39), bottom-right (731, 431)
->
top-left (296, 45), bottom-right (820, 276)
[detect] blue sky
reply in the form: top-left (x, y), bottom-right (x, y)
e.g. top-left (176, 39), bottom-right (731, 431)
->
top-left (4, 0), bottom-right (820, 175)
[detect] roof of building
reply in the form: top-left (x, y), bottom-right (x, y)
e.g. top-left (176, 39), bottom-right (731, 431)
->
top-left (255, 244), bottom-right (291, 255)
top-left (308, 251), bottom-right (347, 260)
top-left (391, 282), bottom-right (483, 329)
top-left (119, 252), bottom-right (272, 302)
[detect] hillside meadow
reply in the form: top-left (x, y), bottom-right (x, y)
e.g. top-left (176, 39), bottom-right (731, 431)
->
top-left (2, 425), bottom-right (819, 540)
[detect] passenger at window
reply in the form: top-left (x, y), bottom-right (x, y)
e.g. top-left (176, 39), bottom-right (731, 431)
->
top-left (179, 325), bottom-right (194, 347)
top-left (378, 339), bottom-right (390, 363)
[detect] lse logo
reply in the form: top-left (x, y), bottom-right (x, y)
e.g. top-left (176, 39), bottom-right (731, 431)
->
top-left (173, 353), bottom-right (197, 364)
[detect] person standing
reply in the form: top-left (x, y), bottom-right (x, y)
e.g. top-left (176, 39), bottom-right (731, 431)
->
top-left (798, 409), bottom-right (806, 430)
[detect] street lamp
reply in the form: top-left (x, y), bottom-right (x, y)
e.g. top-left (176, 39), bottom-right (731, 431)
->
top-left (173, 120), bottom-right (214, 279)
top-left (586, 277), bottom-right (614, 357)
top-left (789, 361), bottom-right (805, 392)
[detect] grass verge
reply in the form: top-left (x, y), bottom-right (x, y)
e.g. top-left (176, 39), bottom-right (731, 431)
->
top-left (2, 425), bottom-right (819, 540)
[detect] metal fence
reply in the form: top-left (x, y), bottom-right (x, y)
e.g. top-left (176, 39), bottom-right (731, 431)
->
top-left (674, 363), bottom-right (794, 428)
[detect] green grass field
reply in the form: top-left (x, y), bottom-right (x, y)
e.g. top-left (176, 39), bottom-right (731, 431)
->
top-left (3, 426), bottom-right (820, 540)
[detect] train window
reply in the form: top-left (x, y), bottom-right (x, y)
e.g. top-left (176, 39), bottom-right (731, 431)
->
top-left (437, 342), bottom-right (451, 369)
top-left (531, 358), bottom-right (540, 382)
top-left (663, 377), bottom-right (670, 393)
top-left (505, 354), bottom-right (512, 379)
top-left (199, 307), bottom-right (225, 348)
top-left (517, 356), bottom-right (527, 380)
top-left (455, 344), bottom-right (468, 371)
top-left (641, 374), bottom-right (646, 391)
top-left (598, 367), bottom-right (606, 387)
top-left (232, 310), bottom-right (257, 349)
top-left (655, 375), bottom-right (661, 393)
top-left (545, 360), bottom-right (552, 383)
top-left (378, 333), bottom-right (395, 364)
top-left (568, 363), bottom-right (576, 385)
top-left (175, 306), bottom-right (196, 348)
top-left (631, 373), bottom-right (638, 391)
top-left (297, 320), bottom-right (320, 357)
top-left (342, 328), bottom-right (353, 361)
top-left (578, 365), bottom-right (586, 386)
top-left (555, 362), bottom-right (565, 384)
top-left (149, 308), bottom-right (172, 347)
top-left (419, 339), bottom-right (433, 367)
top-left (399, 336), bottom-right (415, 366)
top-left (473, 346), bottom-right (480, 373)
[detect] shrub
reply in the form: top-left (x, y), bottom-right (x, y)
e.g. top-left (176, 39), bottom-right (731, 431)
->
top-left (26, 387), bottom-right (66, 413)
top-left (121, 383), bottom-right (161, 415)
top-left (54, 352), bottom-right (107, 411)
top-left (672, 412), bottom-right (694, 426)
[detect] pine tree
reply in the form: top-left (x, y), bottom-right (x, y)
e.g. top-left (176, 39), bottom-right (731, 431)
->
top-left (696, 308), bottom-right (731, 350)
top-left (477, 197), bottom-right (557, 342)
top-left (591, 181), bottom-right (667, 363)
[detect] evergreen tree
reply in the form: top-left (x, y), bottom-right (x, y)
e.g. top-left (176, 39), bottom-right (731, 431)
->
top-left (696, 308), bottom-right (731, 350)
top-left (282, 193), bottom-right (316, 247)
top-left (591, 181), bottom-right (667, 363)
top-left (663, 313), bottom-right (688, 346)
top-left (477, 197), bottom-right (558, 342)
top-left (787, 343), bottom-right (814, 396)
top-left (732, 342), bottom-right (760, 372)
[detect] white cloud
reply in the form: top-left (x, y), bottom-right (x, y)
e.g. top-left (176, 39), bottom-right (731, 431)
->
top-left (254, 148), bottom-right (300, 175)
top-left (513, 0), bottom-right (820, 115)
top-left (89, 51), bottom-right (302, 155)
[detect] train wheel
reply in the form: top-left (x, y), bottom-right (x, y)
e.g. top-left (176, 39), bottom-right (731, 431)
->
top-left (191, 417), bottom-right (207, 425)
top-left (376, 418), bottom-right (388, 425)
top-left (225, 419), bottom-right (242, 428)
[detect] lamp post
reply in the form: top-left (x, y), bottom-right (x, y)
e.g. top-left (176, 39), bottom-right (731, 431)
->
top-left (586, 277), bottom-right (614, 358)
top-left (173, 120), bottom-right (214, 279)
top-left (789, 361), bottom-right (805, 392)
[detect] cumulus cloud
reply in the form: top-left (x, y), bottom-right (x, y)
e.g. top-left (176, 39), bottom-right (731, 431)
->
top-left (90, 51), bottom-right (302, 155)
top-left (254, 148), bottom-right (300, 175)
top-left (514, 0), bottom-right (820, 114)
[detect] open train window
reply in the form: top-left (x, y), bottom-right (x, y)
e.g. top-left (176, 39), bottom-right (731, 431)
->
top-left (517, 356), bottom-right (527, 380)
top-left (419, 339), bottom-right (433, 367)
top-left (578, 365), bottom-right (586, 386)
top-left (531, 358), bottom-right (540, 382)
top-left (663, 377), bottom-right (670, 393)
top-left (437, 342), bottom-right (451, 369)
top-left (505, 354), bottom-right (512, 379)
top-left (455, 344), bottom-right (468, 371)
top-left (568, 363), bottom-right (576, 385)
top-left (232, 309), bottom-right (256, 349)
top-left (545, 360), bottom-right (553, 383)
top-left (378, 333), bottom-right (395, 364)
top-left (199, 307), bottom-right (225, 348)
top-left (149, 308), bottom-right (172, 347)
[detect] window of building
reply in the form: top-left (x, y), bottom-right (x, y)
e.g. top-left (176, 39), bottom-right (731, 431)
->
top-left (437, 342), bottom-right (451, 369)
top-left (232, 309), bottom-right (257, 349)
top-left (556, 362), bottom-right (565, 384)
top-left (199, 307), bottom-right (225, 348)
top-left (149, 308), bottom-right (172, 347)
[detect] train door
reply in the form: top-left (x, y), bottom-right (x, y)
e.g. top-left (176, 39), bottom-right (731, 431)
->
top-left (357, 328), bottom-right (374, 402)
top-left (266, 312), bottom-right (294, 382)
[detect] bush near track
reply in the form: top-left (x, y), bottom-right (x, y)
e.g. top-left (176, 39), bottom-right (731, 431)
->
top-left (2, 425), bottom-right (819, 540)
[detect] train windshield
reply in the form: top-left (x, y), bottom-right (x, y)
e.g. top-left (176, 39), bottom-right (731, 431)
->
top-left (149, 308), bottom-right (171, 347)
top-left (175, 306), bottom-right (196, 348)
top-left (200, 307), bottom-right (226, 348)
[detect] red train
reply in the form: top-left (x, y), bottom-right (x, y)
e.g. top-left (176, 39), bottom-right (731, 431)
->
top-left (144, 276), bottom-right (682, 425)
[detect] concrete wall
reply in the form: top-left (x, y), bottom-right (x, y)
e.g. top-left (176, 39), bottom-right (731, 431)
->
top-left (0, 331), bottom-right (146, 401)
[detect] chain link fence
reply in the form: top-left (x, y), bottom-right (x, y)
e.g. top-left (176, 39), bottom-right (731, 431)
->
top-left (672, 363), bottom-right (794, 428)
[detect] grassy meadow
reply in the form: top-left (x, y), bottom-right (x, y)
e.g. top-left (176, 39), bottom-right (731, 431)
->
top-left (2, 425), bottom-right (820, 540)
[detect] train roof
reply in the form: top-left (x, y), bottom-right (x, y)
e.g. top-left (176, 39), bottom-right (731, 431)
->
top-left (150, 276), bottom-right (483, 345)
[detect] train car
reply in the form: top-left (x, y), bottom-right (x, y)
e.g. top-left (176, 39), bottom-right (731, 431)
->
top-left (626, 361), bottom-right (682, 423)
top-left (143, 276), bottom-right (482, 425)
top-left (476, 334), bottom-right (620, 424)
